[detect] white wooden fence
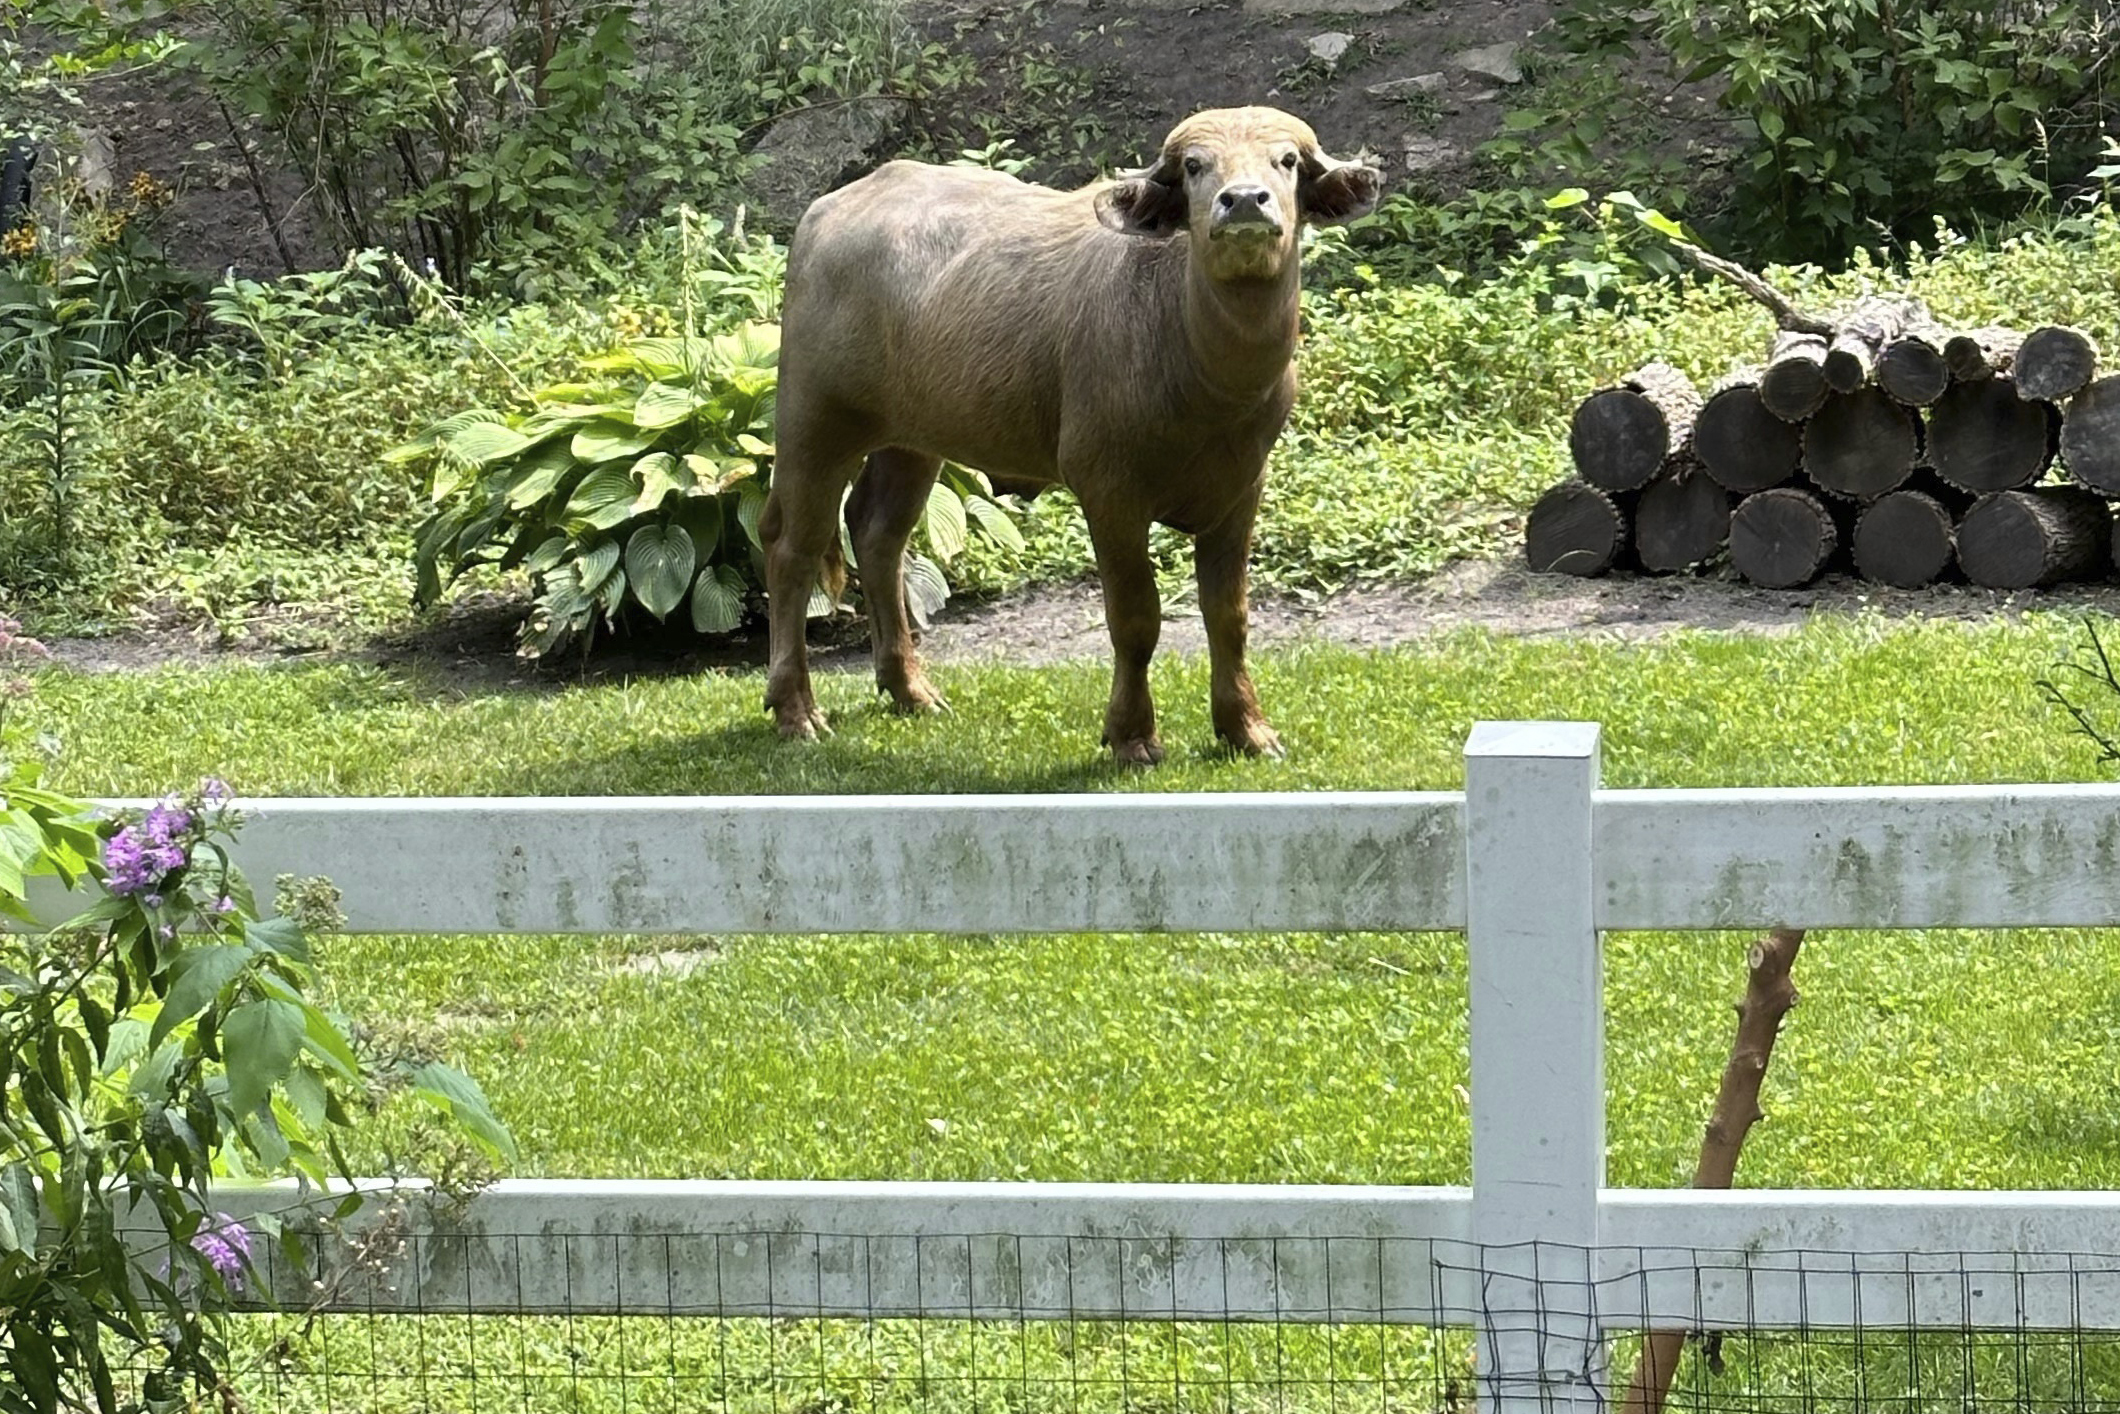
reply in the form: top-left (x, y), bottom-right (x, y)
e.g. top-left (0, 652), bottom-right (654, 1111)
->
top-left (45, 719), bottom-right (2120, 1414)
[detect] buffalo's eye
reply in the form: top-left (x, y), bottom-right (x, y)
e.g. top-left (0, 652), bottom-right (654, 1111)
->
top-left (1184, 156), bottom-right (1204, 178)
top-left (1281, 152), bottom-right (1299, 169)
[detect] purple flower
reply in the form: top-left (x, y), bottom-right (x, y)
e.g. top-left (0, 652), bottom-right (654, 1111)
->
top-left (213, 895), bottom-right (235, 914)
top-left (190, 1215), bottom-right (252, 1290)
top-left (200, 777), bottom-right (232, 804)
top-left (102, 822), bottom-right (187, 896)
top-left (142, 800), bottom-right (192, 845)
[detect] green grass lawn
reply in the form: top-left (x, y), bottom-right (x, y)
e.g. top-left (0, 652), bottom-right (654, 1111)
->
top-left (28, 611), bottom-right (2120, 1412)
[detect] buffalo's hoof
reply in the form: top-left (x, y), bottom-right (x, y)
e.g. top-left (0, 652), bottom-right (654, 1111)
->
top-left (1108, 735), bottom-right (1166, 768)
top-left (1219, 721), bottom-right (1286, 760)
top-left (772, 701), bottom-right (833, 740)
top-left (883, 675), bottom-right (951, 717)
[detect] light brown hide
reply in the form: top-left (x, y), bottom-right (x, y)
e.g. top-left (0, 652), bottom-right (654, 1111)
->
top-left (761, 107), bottom-right (1381, 763)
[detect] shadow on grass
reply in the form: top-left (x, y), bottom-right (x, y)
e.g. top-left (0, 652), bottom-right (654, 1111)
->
top-left (483, 702), bottom-right (1130, 797)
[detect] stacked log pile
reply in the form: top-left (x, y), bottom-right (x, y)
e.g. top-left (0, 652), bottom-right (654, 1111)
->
top-left (1524, 245), bottom-right (2117, 592)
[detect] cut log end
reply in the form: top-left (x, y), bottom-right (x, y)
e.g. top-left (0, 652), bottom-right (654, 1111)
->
top-left (1928, 376), bottom-right (2056, 493)
top-left (1730, 488), bottom-right (1838, 589)
top-left (1956, 487), bottom-right (2112, 590)
top-left (2015, 325), bottom-right (2099, 403)
top-left (1696, 384), bottom-right (1802, 493)
top-left (1944, 326), bottom-right (2023, 383)
top-left (1635, 466), bottom-right (1733, 572)
top-left (2062, 376), bottom-right (2120, 496)
top-left (1526, 481), bottom-right (1628, 576)
top-left (1759, 332), bottom-right (1829, 422)
top-left (1853, 490), bottom-right (1955, 589)
top-left (1877, 336), bottom-right (1949, 407)
top-left (1803, 389), bottom-right (1919, 500)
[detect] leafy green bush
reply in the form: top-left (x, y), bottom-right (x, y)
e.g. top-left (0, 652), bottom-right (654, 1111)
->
top-left (1556, 0), bottom-right (2111, 264)
top-left (398, 322), bottom-right (1023, 655)
top-left (0, 617), bottom-right (512, 1411)
top-left (124, 0), bottom-right (938, 295)
top-left (0, 171), bottom-right (205, 590)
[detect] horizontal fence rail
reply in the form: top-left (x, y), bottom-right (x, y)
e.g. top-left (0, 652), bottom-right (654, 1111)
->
top-left (38, 786), bottom-right (2120, 936)
top-left (45, 721), bottom-right (2120, 1414)
top-left (177, 1180), bottom-right (2120, 1333)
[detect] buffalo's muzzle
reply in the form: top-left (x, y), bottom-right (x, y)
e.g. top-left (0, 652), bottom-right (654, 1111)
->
top-left (1210, 184), bottom-right (1281, 238)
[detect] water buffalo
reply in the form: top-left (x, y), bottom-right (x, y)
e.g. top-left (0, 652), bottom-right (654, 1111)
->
top-left (760, 107), bottom-right (1381, 764)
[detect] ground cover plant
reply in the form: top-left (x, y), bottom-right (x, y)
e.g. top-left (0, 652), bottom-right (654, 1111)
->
top-left (20, 202), bottom-right (2120, 649)
top-left (17, 613), bottom-right (2120, 1410)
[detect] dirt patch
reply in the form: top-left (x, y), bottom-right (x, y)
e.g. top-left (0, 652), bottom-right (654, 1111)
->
top-left (39, 563), bottom-right (2120, 686)
top-left (908, 0), bottom-right (1713, 202)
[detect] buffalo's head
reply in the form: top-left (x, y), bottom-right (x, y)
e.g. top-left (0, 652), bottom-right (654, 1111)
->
top-left (1094, 107), bottom-right (1381, 282)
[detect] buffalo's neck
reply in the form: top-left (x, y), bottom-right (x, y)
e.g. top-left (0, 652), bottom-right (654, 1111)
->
top-left (1174, 246), bottom-right (1302, 404)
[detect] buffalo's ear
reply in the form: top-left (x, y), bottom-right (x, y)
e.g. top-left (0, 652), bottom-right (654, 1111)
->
top-left (1095, 176), bottom-right (1188, 237)
top-left (1299, 157), bottom-right (1382, 226)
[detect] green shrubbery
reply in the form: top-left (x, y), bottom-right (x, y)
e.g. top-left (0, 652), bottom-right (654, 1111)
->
top-left (0, 620), bottom-right (513, 1411)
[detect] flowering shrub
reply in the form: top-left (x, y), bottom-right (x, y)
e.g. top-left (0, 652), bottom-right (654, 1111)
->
top-left (0, 615), bottom-right (513, 1413)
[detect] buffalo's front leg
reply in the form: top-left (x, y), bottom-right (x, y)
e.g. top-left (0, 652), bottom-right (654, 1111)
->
top-left (1195, 490), bottom-right (1282, 758)
top-left (1085, 507), bottom-right (1164, 766)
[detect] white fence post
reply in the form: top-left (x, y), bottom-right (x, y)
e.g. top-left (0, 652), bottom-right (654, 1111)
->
top-left (1463, 722), bottom-right (1606, 1414)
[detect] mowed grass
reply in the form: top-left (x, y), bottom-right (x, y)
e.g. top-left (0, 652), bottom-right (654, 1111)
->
top-left (23, 610), bottom-right (2120, 1193)
top-left (32, 610), bottom-right (2120, 1412)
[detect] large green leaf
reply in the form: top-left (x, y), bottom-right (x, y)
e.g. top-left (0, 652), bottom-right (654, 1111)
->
top-left (631, 452), bottom-right (690, 516)
top-left (578, 538), bottom-right (622, 597)
top-left (222, 999), bottom-right (306, 1119)
top-left (504, 441), bottom-right (581, 510)
top-left (671, 494), bottom-right (724, 554)
top-left (625, 524), bottom-right (696, 619)
top-left (737, 482), bottom-right (770, 549)
top-left (442, 420), bottom-right (533, 467)
top-left (564, 466), bottom-right (638, 531)
top-left (524, 535), bottom-right (571, 574)
top-left (411, 1062), bottom-right (516, 1162)
top-left (905, 552), bottom-right (950, 628)
top-left (923, 480), bottom-right (969, 563)
top-left (382, 408), bottom-right (502, 465)
top-left (151, 945), bottom-right (251, 1051)
top-left (966, 494), bottom-right (1026, 551)
top-left (633, 381), bottom-right (702, 430)
top-left (690, 563), bottom-right (748, 634)
top-left (571, 419), bottom-right (657, 464)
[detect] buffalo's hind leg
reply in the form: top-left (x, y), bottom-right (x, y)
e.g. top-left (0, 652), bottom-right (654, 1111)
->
top-left (846, 447), bottom-right (949, 715)
top-left (761, 422), bottom-right (862, 739)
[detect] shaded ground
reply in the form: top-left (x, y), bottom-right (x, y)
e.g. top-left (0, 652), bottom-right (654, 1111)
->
top-left (40, 561), bottom-right (2119, 686)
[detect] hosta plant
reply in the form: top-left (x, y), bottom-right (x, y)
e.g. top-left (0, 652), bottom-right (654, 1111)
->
top-left (395, 322), bottom-right (1023, 657)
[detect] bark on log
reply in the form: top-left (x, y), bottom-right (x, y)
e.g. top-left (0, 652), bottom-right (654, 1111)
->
top-left (1570, 363), bottom-right (1704, 491)
top-left (1876, 333), bottom-right (1950, 407)
top-left (1618, 930), bottom-right (1805, 1414)
top-left (1802, 389), bottom-right (1920, 500)
top-left (1944, 326), bottom-right (2023, 382)
top-left (1526, 480), bottom-right (1630, 576)
top-left (1730, 487), bottom-right (1838, 588)
top-left (1758, 332), bottom-right (1830, 422)
top-left (1634, 460), bottom-right (1733, 572)
top-left (1927, 375), bottom-right (2057, 492)
top-left (1822, 297), bottom-right (1922, 394)
top-left (2014, 325), bottom-right (2100, 403)
top-left (1956, 486), bottom-right (2113, 589)
top-left (2061, 375), bottom-right (2120, 495)
top-left (1852, 489), bottom-right (1957, 588)
top-left (1695, 375), bottom-right (1803, 493)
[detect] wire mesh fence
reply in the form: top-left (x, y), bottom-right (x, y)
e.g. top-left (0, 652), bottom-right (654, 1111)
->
top-left (110, 1218), bottom-right (2120, 1414)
